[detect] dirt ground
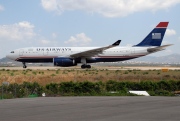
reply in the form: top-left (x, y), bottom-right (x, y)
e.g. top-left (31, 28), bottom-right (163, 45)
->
top-left (0, 66), bottom-right (180, 85)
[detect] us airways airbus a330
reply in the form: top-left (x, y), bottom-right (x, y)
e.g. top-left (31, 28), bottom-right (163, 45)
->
top-left (6, 22), bottom-right (172, 69)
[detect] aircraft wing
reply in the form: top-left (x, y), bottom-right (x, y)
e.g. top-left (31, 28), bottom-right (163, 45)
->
top-left (147, 44), bottom-right (173, 53)
top-left (70, 40), bottom-right (121, 58)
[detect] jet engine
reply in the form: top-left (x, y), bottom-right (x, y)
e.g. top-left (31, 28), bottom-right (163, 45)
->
top-left (53, 57), bottom-right (77, 67)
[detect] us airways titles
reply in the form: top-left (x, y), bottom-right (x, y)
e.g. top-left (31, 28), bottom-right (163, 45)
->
top-left (36, 48), bottom-right (71, 51)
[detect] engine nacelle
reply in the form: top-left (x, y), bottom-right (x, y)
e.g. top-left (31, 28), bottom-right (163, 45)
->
top-left (53, 57), bottom-right (77, 67)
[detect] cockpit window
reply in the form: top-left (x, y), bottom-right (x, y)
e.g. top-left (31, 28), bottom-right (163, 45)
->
top-left (10, 51), bottom-right (14, 53)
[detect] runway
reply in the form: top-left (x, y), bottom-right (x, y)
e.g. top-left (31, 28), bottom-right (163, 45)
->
top-left (1, 66), bottom-right (180, 70)
top-left (0, 97), bottom-right (180, 121)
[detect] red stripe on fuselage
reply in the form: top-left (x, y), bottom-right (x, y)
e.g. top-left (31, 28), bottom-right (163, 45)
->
top-left (15, 56), bottom-right (57, 61)
top-left (18, 56), bottom-right (57, 58)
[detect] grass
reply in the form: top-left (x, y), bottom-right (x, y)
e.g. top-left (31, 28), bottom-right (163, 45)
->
top-left (0, 69), bottom-right (180, 85)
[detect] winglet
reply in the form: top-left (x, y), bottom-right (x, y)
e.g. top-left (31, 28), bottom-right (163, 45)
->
top-left (112, 40), bottom-right (121, 46)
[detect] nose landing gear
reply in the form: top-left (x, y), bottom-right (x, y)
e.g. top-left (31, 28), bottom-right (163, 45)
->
top-left (22, 62), bottom-right (27, 68)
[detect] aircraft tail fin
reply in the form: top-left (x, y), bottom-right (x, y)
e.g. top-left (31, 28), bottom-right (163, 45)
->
top-left (135, 22), bottom-right (169, 47)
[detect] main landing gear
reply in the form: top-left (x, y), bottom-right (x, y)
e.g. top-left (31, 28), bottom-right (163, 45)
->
top-left (81, 58), bottom-right (91, 69)
top-left (81, 64), bottom-right (91, 69)
top-left (22, 62), bottom-right (27, 68)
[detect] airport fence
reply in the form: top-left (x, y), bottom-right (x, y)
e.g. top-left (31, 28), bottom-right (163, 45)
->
top-left (1, 80), bottom-right (180, 99)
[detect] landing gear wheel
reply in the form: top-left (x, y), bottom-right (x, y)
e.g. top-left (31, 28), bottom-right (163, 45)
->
top-left (81, 64), bottom-right (86, 69)
top-left (87, 65), bottom-right (91, 68)
top-left (23, 65), bottom-right (27, 68)
top-left (81, 64), bottom-right (91, 69)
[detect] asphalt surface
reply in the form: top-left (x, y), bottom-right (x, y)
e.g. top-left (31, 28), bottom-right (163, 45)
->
top-left (1, 66), bottom-right (180, 70)
top-left (0, 97), bottom-right (180, 121)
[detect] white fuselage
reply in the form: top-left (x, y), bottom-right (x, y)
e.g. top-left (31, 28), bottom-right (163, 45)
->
top-left (6, 46), bottom-right (151, 63)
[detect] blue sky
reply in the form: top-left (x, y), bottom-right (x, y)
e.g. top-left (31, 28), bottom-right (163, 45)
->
top-left (0, 0), bottom-right (180, 58)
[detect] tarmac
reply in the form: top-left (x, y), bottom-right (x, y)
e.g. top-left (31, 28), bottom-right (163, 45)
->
top-left (0, 66), bottom-right (180, 70)
top-left (0, 97), bottom-right (180, 121)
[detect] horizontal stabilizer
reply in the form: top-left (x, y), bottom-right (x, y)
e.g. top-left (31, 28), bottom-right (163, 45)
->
top-left (147, 44), bottom-right (173, 53)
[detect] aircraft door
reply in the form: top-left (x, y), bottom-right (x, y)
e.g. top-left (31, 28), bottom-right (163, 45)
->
top-left (19, 49), bottom-right (24, 56)
top-left (131, 48), bottom-right (135, 54)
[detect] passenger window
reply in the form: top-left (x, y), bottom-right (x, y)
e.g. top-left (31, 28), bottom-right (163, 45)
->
top-left (10, 51), bottom-right (14, 53)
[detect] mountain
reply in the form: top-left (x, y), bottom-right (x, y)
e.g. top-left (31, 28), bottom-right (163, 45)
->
top-left (0, 57), bottom-right (52, 66)
top-left (0, 57), bottom-right (22, 66)
top-left (0, 57), bottom-right (16, 63)
top-left (133, 54), bottom-right (180, 64)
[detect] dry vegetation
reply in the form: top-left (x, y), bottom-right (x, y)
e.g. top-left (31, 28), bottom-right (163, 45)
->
top-left (0, 68), bottom-right (180, 85)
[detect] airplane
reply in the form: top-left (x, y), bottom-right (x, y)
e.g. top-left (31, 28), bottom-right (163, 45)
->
top-left (6, 22), bottom-right (172, 69)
